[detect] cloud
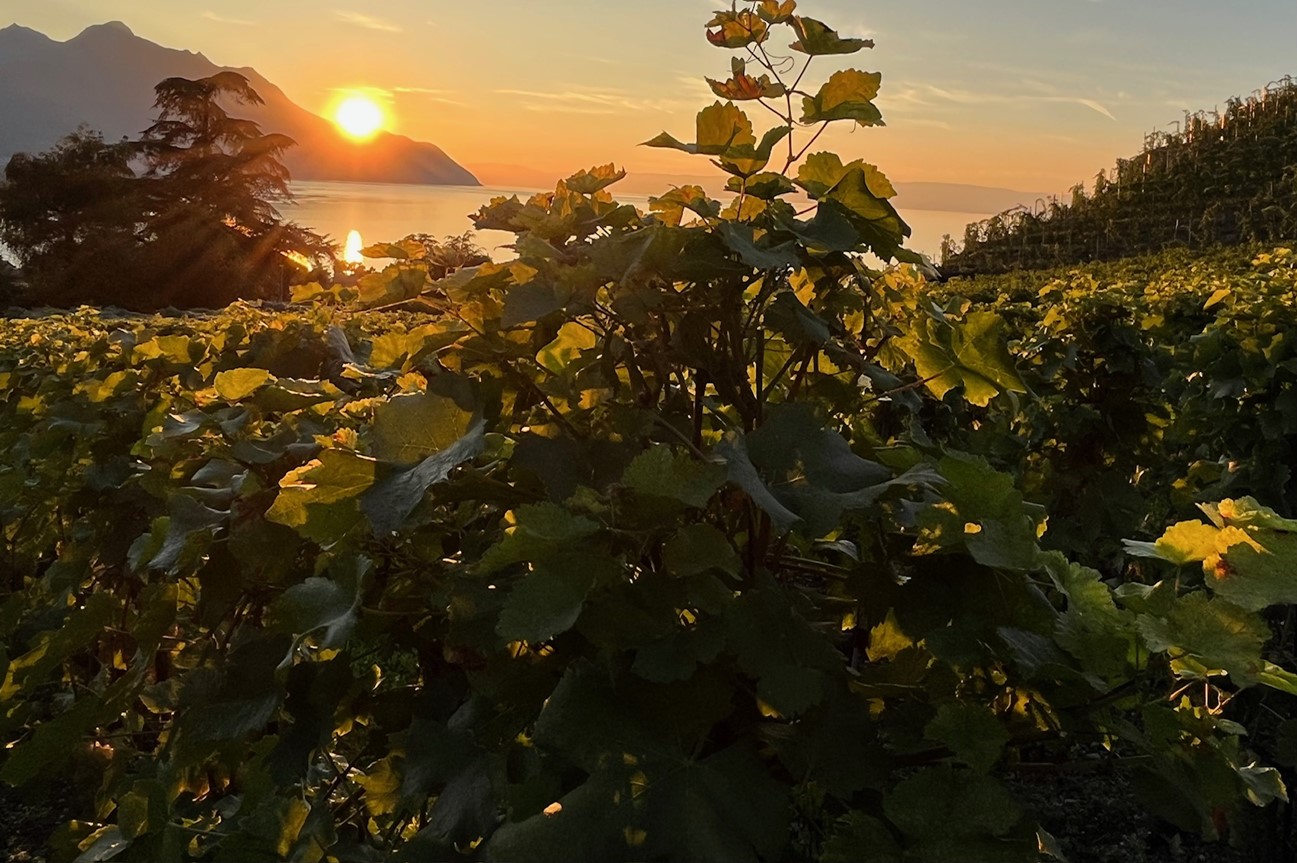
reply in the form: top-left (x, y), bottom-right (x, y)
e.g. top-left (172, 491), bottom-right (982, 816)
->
top-left (334, 11), bottom-right (403, 32)
top-left (495, 87), bottom-right (691, 116)
top-left (392, 86), bottom-right (463, 106)
top-left (202, 11), bottom-right (254, 26)
top-left (888, 82), bottom-right (1118, 121)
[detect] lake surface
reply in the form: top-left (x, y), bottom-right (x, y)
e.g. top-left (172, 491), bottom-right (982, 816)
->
top-left (284, 180), bottom-right (985, 264)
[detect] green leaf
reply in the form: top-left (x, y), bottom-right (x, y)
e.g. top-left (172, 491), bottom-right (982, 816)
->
top-left (728, 172), bottom-right (797, 200)
top-left (725, 586), bottom-right (842, 716)
top-left (537, 322), bottom-right (597, 375)
top-left (479, 503), bottom-right (602, 573)
top-left (268, 560), bottom-right (368, 652)
top-left (622, 446), bottom-right (726, 509)
top-left (884, 767), bottom-right (1022, 844)
top-left (664, 524), bottom-right (740, 577)
top-left (148, 494), bottom-right (228, 573)
top-left (649, 185), bottom-right (721, 226)
top-left (496, 561), bottom-right (596, 643)
top-left (371, 392), bottom-right (480, 467)
top-left (788, 16), bottom-right (874, 55)
top-left (801, 69), bottom-right (884, 126)
top-left (756, 0), bottom-right (797, 25)
top-left (633, 620), bottom-right (726, 682)
top-left (716, 222), bottom-right (800, 271)
top-left (706, 10), bottom-right (770, 48)
top-left (213, 368), bottom-right (273, 401)
top-left (897, 311), bottom-right (1028, 407)
top-left (564, 163), bottom-right (626, 195)
top-left (915, 453), bottom-right (1042, 571)
top-left (368, 322), bottom-right (468, 368)
top-left (502, 280), bottom-right (570, 327)
top-left (707, 59), bottom-right (786, 102)
top-left (1208, 497), bottom-right (1297, 531)
top-left (1138, 592), bottom-right (1275, 688)
top-left (797, 152), bottom-right (895, 200)
top-left (643, 102), bottom-right (756, 157)
top-left (1214, 531), bottom-right (1297, 610)
top-left (1, 593), bottom-right (117, 702)
top-left (363, 415), bottom-right (486, 535)
top-left (357, 264), bottom-right (429, 308)
top-left (1041, 552), bottom-right (1132, 678)
top-left (717, 432), bottom-right (802, 534)
top-left (640, 745), bottom-right (790, 863)
top-left (265, 449), bottom-right (377, 543)
top-left (924, 703), bottom-right (1010, 772)
top-left (717, 126), bottom-right (791, 178)
top-left (766, 291), bottom-right (831, 345)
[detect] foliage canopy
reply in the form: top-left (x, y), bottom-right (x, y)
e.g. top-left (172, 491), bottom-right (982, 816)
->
top-left (1, 4), bottom-right (1296, 862)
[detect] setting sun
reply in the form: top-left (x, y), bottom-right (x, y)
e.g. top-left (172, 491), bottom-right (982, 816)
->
top-left (333, 94), bottom-right (385, 141)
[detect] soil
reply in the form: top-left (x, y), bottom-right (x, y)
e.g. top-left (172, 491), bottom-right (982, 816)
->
top-left (1011, 769), bottom-right (1254, 863)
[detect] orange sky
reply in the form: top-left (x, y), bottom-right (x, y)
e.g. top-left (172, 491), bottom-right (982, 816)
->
top-left (7, 1), bottom-right (1297, 196)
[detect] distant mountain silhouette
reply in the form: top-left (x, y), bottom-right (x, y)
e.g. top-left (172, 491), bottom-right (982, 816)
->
top-left (0, 21), bottom-right (478, 186)
top-left (469, 163), bottom-right (1043, 214)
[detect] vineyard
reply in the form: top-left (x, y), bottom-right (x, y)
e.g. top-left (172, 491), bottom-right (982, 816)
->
top-left (941, 78), bottom-right (1297, 275)
top-left (4, 2), bottom-right (1297, 862)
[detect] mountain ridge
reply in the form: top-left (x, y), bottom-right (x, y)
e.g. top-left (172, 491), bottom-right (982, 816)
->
top-left (0, 21), bottom-right (479, 186)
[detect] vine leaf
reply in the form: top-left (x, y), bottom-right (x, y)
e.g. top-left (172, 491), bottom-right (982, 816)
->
top-left (363, 414), bottom-right (485, 535)
top-left (789, 16), bottom-right (874, 55)
top-left (622, 446), bottom-right (727, 508)
top-left (564, 163), bottom-right (627, 195)
top-left (496, 562), bottom-right (597, 643)
top-left (706, 10), bottom-right (770, 48)
top-left (802, 69), bottom-right (885, 126)
top-left (268, 558), bottom-right (369, 661)
top-left (924, 703), bottom-right (1010, 772)
top-left (757, 0), bottom-right (798, 25)
top-left (707, 58), bottom-right (787, 101)
top-left (213, 367), bottom-right (273, 401)
top-left (896, 311), bottom-right (1028, 407)
top-left (266, 449), bottom-right (377, 542)
top-left (371, 392), bottom-right (479, 467)
top-left (643, 102), bottom-right (756, 157)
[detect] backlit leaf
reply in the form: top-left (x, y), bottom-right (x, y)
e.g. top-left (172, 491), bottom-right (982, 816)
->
top-left (802, 69), bottom-right (885, 126)
top-left (789, 16), bottom-right (874, 55)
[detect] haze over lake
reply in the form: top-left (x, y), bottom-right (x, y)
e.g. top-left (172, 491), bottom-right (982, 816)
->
top-left (284, 181), bottom-right (983, 264)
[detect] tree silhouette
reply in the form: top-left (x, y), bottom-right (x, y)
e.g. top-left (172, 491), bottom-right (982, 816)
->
top-left (0, 72), bottom-right (331, 308)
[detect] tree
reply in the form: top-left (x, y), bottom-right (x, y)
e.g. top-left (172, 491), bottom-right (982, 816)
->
top-left (0, 73), bottom-right (331, 309)
top-left (0, 128), bottom-right (145, 306)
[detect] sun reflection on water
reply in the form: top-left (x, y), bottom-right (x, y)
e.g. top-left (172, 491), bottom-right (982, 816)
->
top-left (343, 229), bottom-right (364, 264)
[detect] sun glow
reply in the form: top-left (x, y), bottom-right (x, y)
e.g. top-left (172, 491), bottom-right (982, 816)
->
top-left (334, 95), bottom-right (385, 140)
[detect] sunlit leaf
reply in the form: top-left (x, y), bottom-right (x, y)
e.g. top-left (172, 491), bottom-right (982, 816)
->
top-left (801, 69), bottom-right (885, 126)
top-left (789, 16), bottom-right (874, 55)
top-left (564, 163), bottom-right (627, 195)
top-left (706, 10), bottom-right (770, 48)
top-left (707, 58), bottom-right (786, 101)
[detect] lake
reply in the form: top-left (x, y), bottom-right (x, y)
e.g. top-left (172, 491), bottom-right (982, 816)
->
top-left (283, 180), bottom-right (985, 264)
top-left (0, 181), bottom-right (984, 268)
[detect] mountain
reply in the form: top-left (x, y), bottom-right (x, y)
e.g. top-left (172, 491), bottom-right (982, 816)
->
top-left (469, 162), bottom-right (1041, 214)
top-left (0, 21), bottom-right (478, 186)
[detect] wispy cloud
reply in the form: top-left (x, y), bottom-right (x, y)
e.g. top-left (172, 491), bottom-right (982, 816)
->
top-left (889, 82), bottom-right (1118, 121)
top-left (393, 86), bottom-right (463, 106)
top-left (334, 10), bottom-right (403, 32)
top-left (202, 11), bottom-right (253, 26)
top-left (495, 87), bottom-right (691, 116)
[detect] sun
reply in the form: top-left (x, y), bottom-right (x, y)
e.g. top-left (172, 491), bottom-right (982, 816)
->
top-left (334, 94), bottom-right (386, 141)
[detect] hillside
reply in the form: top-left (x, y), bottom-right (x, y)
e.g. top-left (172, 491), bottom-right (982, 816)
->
top-left (941, 77), bottom-right (1297, 275)
top-left (0, 21), bottom-right (478, 186)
